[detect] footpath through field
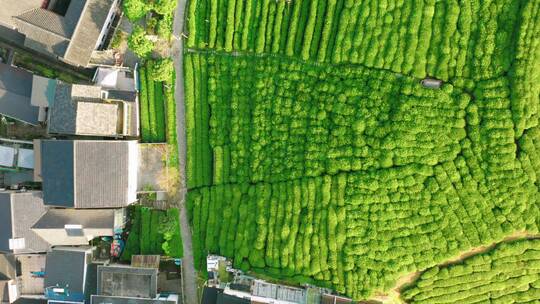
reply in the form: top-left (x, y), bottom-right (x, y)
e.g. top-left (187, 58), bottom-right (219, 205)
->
top-left (369, 232), bottom-right (540, 303)
top-left (172, 0), bottom-right (198, 303)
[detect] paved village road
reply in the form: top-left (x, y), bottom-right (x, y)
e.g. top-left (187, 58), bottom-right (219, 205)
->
top-left (172, 1), bottom-right (198, 304)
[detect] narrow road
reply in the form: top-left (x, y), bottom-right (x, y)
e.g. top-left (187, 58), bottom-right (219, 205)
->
top-left (172, 1), bottom-right (198, 304)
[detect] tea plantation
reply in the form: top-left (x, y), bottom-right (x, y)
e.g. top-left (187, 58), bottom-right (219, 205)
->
top-left (403, 239), bottom-right (540, 303)
top-left (184, 0), bottom-right (540, 300)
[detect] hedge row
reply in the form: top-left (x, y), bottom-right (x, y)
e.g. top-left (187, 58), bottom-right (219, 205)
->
top-left (184, 54), bottom-right (212, 188)
top-left (164, 71), bottom-right (179, 168)
top-left (139, 62), bottom-right (167, 143)
top-left (403, 239), bottom-right (540, 303)
top-left (184, 59), bottom-right (540, 299)
top-left (184, 53), bottom-right (468, 188)
top-left (186, 0), bottom-right (523, 81)
top-left (184, 0), bottom-right (540, 301)
top-left (187, 157), bottom-right (540, 299)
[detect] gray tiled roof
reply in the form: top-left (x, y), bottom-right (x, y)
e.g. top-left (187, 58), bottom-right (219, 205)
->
top-left (49, 83), bottom-right (136, 137)
top-left (32, 208), bottom-right (115, 229)
top-left (14, 0), bottom-right (114, 67)
top-left (41, 140), bottom-right (137, 208)
top-left (0, 63), bottom-right (40, 125)
top-left (64, 0), bottom-right (115, 67)
top-left (0, 191), bottom-right (49, 254)
top-left (75, 101), bottom-right (118, 136)
top-left (48, 82), bottom-right (76, 134)
top-left (20, 27), bottom-right (69, 58)
top-left (74, 141), bottom-right (133, 208)
top-left (14, 8), bottom-right (73, 38)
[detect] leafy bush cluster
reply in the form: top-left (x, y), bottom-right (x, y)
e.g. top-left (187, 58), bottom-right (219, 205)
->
top-left (184, 0), bottom-right (540, 300)
top-left (139, 61), bottom-right (166, 143)
top-left (139, 59), bottom-right (179, 164)
top-left (186, 0), bottom-right (521, 81)
top-left (122, 206), bottom-right (183, 261)
top-left (128, 26), bottom-right (155, 58)
top-left (123, 0), bottom-right (177, 40)
top-left (185, 53), bottom-right (468, 188)
top-left (403, 239), bottom-right (540, 303)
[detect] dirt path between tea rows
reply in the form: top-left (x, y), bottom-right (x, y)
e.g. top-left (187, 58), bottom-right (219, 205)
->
top-left (370, 231), bottom-right (540, 303)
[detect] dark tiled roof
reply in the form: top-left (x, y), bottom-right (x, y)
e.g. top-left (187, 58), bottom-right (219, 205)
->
top-left (0, 63), bottom-right (40, 125)
top-left (12, 298), bottom-right (48, 304)
top-left (41, 140), bottom-right (75, 207)
top-left (201, 287), bottom-right (221, 304)
top-left (44, 248), bottom-right (88, 294)
top-left (0, 195), bottom-right (12, 252)
top-left (64, 0), bottom-right (116, 67)
top-left (48, 82), bottom-right (77, 134)
top-left (107, 90), bottom-right (137, 102)
top-left (217, 293), bottom-right (250, 304)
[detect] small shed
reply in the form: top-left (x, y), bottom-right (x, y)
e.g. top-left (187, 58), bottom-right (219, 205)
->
top-left (421, 78), bottom-right (443, 89)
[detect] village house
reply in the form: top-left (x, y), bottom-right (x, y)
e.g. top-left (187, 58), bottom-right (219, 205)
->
top-left (36, 139), bottom-right (138, 208)
top-left (0, 0), bottom-right (119, 68)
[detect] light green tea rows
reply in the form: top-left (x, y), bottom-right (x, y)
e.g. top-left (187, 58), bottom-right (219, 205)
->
top-left (184, 0), bottom-right (540, 300)
top-left (403, 239), bottom-right (540, 303)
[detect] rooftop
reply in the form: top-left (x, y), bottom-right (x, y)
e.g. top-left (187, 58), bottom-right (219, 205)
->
top-left (44, 247), bottom-right (94, 303)
top-left (0, 191), bottom-right (48, 254)
top-left (40, 140), bottom-right (138, 208)
top-left (48, 83), bottom-right (138, 137)
top-left (12, 0), bottom-right (117, 67)
top-left (91, 295), bottom-right (177, 304)
top-left (17, 254), bottom-right (46, 295)
top-left (32, 208), bottom-right (115, 229)
top-left (0, 63), bottom-right (41, 125)
top-left (96, 265), bottom-right (158, 299)
top-left (0, 253), bottom-right (16, 280)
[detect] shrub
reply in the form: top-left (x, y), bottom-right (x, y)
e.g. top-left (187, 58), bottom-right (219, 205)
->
top-left (128, 26), bottom-right (154, 58)
top-left (152, 0), bottom-right (177, 15)
top-left (150, 58), bottom-right (174, 82)
top-left (122, 0), bottom-right (148, 21)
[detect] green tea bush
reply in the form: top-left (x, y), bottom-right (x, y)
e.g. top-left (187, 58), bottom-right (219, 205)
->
top-left (186, 0), bottom-right (522, 81)
top-left (184, 0), bottom-right (540, 300)
top-left (403, 239), bottom-right (540, 304)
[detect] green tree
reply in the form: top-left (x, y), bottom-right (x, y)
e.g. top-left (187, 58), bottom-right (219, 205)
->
top-left (128, 26), bottom-right (154, 58)
top-left (152, 0), bottom-right (177, 15)
top-left (123, 0), bottom-right (148, 21)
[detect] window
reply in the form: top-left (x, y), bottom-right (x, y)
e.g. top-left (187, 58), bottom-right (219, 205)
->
top-left (9, 238), bottom-right (25, 250)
